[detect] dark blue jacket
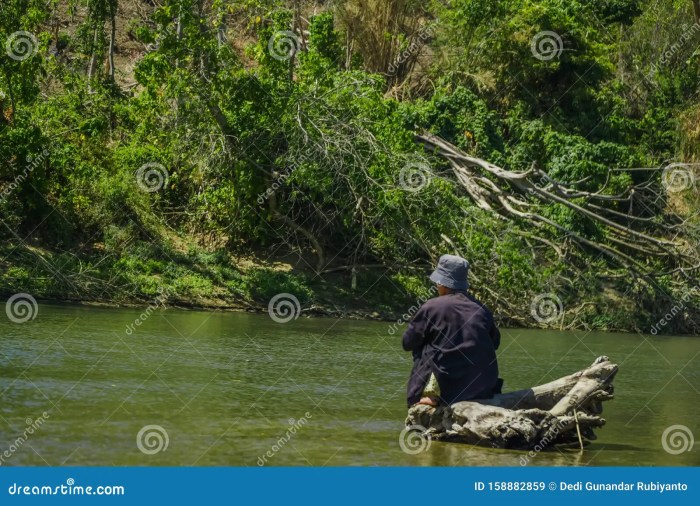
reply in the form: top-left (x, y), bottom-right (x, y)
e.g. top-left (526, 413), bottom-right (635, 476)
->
top-left (402, 291), bottom-right (500, 406)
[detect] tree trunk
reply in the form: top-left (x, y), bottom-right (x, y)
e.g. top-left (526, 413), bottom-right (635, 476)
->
top-left (87, 26), bottom-right (100, 92)
top-left (414, 132), bottom-right (688, 288)
top-left (405, 356), bottom-right (618, 449)
top-left (107, 1), bottom-right (117, 82)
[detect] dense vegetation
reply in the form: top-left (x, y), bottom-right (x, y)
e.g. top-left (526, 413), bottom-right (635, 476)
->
top-left (1, 0), bottom-right (700, 333)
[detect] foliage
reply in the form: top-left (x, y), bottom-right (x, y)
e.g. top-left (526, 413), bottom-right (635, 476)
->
top-left (1, 0), bottom-right (699, 333)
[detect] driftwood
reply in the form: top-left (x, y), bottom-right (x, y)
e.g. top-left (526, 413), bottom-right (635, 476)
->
top-left (405, 356), bottom-right (618, 450)
top-left (416, 132), bottom-right (689, 275)
top-left (415, 132), bottom-right (700, 331)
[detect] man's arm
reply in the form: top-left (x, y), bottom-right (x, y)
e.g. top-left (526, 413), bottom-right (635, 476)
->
top-left (401, 307), bottom-right (432, 351)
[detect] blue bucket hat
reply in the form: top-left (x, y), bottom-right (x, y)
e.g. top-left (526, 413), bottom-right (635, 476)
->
top-left (429, 254), bottom-right (469, 291)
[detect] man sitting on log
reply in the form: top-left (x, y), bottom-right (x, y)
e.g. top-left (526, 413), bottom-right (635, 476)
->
top-left (402, 254), bottom-right (502, 407)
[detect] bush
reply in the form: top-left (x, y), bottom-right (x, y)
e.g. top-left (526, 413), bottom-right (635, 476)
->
top-left (245, 268), bottom-right (314, 304)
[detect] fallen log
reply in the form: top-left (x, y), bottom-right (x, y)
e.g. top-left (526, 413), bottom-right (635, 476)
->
top-left (405, 356), bottom-right (618, 450)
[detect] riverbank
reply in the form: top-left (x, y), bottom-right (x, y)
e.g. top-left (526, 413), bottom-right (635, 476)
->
top-left (23, 297), bottom-right (400, 322)
top-left (0, 241), bottom-right (418, 324)
top-left (1, 241), bottom-right (697, 334)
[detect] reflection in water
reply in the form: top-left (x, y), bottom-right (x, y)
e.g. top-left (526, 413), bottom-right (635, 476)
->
top-left (0, 304), bottom-right (698, 466)
top-left (415, 442), bottom-right (587, 467)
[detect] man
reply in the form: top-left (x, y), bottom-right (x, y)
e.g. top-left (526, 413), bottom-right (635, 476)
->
top-left (402, 254), bottom-right (501, 407)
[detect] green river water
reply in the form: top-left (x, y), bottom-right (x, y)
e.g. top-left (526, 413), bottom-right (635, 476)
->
top-left (0, 303), bottom-right (698, 466)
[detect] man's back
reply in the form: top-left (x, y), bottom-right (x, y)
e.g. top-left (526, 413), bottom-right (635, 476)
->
top-left (402, 292), bottom-right (500, 406)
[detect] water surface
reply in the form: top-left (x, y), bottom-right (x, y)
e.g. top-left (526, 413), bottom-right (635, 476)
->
top-left (1, 304), bottom-right (698, 466)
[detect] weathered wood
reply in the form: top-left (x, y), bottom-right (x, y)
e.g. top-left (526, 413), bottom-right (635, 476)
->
top-left (415, 132), bottom-right (689, 282)
top-left (405, 356), bottom-right (618, 449)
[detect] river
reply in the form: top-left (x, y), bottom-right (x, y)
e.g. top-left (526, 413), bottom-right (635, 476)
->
top-left (0, 304), bottom-right (698, 466)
